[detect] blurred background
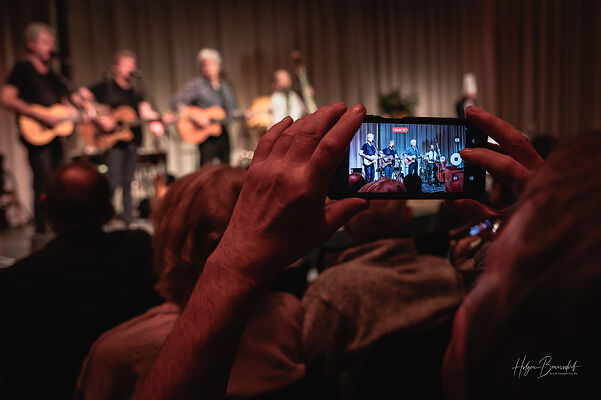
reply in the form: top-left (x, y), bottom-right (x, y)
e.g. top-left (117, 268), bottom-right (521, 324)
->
top-left (1, 0), bottom-right (599, 239)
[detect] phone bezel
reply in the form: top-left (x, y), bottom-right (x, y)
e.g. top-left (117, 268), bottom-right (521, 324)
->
top-left (328, 115), bottom-right (488, 200)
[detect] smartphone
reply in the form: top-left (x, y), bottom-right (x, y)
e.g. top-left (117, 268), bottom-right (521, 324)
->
top-left (329, 115), bottom-right (487, 199)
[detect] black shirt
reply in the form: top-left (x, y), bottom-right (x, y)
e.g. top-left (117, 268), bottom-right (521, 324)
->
top-left (6, 59), bottom-right (69, 107)
top-left (0, 228), bottom-right (162, 400)
top-left (88, 79), bottom-right (145, 146)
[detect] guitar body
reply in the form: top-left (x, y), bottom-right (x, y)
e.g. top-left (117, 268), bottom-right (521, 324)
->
top-left (405, 155), bottom-right (417, 166)
top-left (380, 155), bottom-right (394, 168)
top-left (19, 104), bottom-right (74, 146)
top-left (78, 105), bottom-right (136, 151)
top-left (177, 105), bottom-right (226, 145)
top-left (363, 156), bottom-right (377, 167)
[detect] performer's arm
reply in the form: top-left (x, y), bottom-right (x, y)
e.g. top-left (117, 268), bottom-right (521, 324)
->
top-left (139, 101), bottom-right (160, 120)
top-left (0, 84), bottom-right (61, 127)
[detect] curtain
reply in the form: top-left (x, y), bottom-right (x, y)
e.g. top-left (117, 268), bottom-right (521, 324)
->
top-left (1, 0), bottom-right (600, 213)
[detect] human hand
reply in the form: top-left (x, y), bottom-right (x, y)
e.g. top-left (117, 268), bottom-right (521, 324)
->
top-left (446, 106), bottom-right (545, 221)
top-left (192, 114), bottom-right (210, 128)
top-left (211, 102), bottom-right (369, 282)
top-left (40, 113), bottom-right (62, 128)
top-left (96, 115), bottom-right (116, 132)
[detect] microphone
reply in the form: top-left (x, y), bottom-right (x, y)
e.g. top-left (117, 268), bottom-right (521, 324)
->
top-left (130, 70), bottom-right (143, 78)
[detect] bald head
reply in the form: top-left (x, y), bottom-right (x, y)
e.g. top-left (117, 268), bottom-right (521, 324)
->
top-left (44, 162), bottom-right (113, 232)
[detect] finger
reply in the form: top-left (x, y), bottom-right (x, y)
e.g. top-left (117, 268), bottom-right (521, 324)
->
top-left (461, 147), bottom-right (534, 194)
top-left (444, 199), bottom-right (501, 222)
top-left (271, 103), bottom-right (346, 160)
top-left (466, 106), bottom-right (543, 170)
top-left (284, 103), bottom-right (347, 161)
top-left (310, 104), bottom-right (366, 190)
top-left (484, 141), bottom-right (502, 153)
top-left (323, 198), bottom-right (370, 237)
top-left (252, 116), bottom-right (293, 162)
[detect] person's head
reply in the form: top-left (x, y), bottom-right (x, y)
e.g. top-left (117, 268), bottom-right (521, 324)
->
top-left (403, 174), bottom-right (422, 193)
top-left (24, 22), bottom-right (55, 62)
top-left (443, 131), bottom-right (601, 399)
top-left (41, 162), bottom-right (113, 233)
top-left (367, 133), bottom-right (374, 142)
top-left (344, 197), bottom-right (412, 244)
top-left (348, 172), bottom-right (366, 193)
top-left (152, 165), bottom-right (246, 307)
top-left (112, 49), bottom-right (137, 82)
top-left (430, 144), bottom-right (435, 150)
top-left (411, 139), bottom-right (417, 147)
top-left (389, 140), bottom-right (395, 148)
top-left (197, 48), bottom-right (222, 80)
top-left (273, 69), bottom-right (292, 91)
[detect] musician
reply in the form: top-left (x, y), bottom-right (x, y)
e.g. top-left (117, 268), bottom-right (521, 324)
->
top-left (404, 139), bottom-right (419, 175)
top-left (270, 69), bottom-right (306, 124)
top-left (380, 139), bottom-right (400, 178)
top-left (359, 133), bottom-right (377, 183)
top-left (425, 144), bottom-right (440, 184)
top-left (171, 48), bottom-right (241, 165)
top-left (0, 23), bottom-right (77, 234)
top-left (80, 50), bottom-right (161, 227)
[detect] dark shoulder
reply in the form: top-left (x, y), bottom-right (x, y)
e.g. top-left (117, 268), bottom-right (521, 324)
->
top-left (105, 229), bottom-right (152, 250)
top-left (5, 59), bottom-right (33, 85)
top-left (88, 80), bottom-right (109, 97)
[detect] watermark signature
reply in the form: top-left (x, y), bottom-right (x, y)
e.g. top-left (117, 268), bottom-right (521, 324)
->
top-left (512, 356), bottom-right (580, 378)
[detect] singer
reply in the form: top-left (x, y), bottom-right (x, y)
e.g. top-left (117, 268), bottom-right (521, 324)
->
top-left (79, 50), bottom-right (161, 227)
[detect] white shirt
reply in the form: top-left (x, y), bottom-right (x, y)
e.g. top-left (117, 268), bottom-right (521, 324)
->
top-left (270, 90), bottom-right (306, 127)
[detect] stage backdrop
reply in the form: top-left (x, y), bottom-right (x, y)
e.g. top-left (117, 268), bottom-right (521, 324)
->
top-left (1, 0), bottom-right (600, 218)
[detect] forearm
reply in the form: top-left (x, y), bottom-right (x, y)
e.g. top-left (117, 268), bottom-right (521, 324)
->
top-left (0, 92), bottom-right (43, 120)
top-left (134, 250), bottom-right (264, 400)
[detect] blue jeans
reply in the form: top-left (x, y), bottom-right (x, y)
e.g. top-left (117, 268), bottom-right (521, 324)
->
top-left (364, 164), bottom-right (375, 183)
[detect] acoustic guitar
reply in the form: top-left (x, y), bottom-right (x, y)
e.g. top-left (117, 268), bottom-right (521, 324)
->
top-left (18, 104), bottom-right (80, 146)
top-left (363, 154), bottom-right (378, 167)
top-left (177, 105), bottom-right (227, 145)
top-left (78, 105), bottom-right (138, 151)
top-left (379, 154), bottom-right (395, 168)
top-left (404, 154), bottom-right (417, 166)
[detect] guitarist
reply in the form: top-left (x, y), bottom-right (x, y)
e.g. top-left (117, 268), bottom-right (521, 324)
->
top-left (404, 139), bottom-right (419, 175)
top-left (359, 133), bottom-right (377, 183)
top-left (79, 50), bottom-right (162, 227)
top-left (171, 48), bottom-right (241, 166)
top-left (0, 23), bottom-right (77, 234)
top-left (380, 139), bottom-right (400, 178)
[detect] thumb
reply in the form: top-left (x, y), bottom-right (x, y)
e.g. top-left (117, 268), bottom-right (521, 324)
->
top-left (324, 198), bottom-right (370, 235)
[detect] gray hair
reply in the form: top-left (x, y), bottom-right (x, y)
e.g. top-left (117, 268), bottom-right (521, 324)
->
top-left (197, 48), bottom-right (222, 67)
top-left (24, 22), bottom-right (55, 45)
top-left (113, 49), bottom-right (137, 65)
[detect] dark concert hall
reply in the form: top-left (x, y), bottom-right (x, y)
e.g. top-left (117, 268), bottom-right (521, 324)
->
top-left (1, 1), bottom-right (599, 399)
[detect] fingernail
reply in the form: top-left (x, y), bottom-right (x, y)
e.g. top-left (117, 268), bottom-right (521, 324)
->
top-left (351, 104), bottom-right (365, 114)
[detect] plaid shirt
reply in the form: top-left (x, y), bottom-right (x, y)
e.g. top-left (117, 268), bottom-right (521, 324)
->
top-left (170, 75), bottom-right (240, 122)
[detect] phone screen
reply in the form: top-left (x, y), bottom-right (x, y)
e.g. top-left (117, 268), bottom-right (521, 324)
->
top-left (329, 116), bottom-right (487, 199)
